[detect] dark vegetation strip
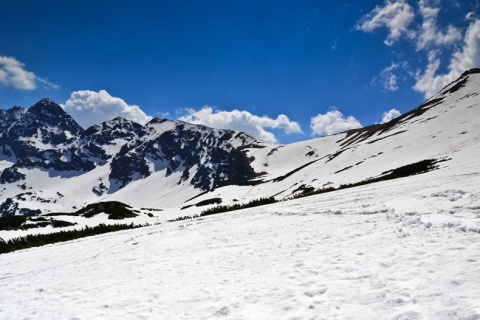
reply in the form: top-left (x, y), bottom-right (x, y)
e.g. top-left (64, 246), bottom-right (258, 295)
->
top-left (169, 197), bottom-right (277, 222)
top-left (172, 158), bottom-right (446, 222)
top-left (272, 159), bottom-right (319, 182)
top-left (200, 197), bottom-right (277, 216)
top-left (0, 216), bottom-right (75, 231)
top-left (292, 159), bottom-right (446, 199)
top-left (0, 223), bottom-right (144, 254)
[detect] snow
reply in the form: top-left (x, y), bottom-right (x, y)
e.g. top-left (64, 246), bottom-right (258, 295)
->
top-left (1, 161), bottom-right (479, 319)
top-left (101, 138), bottom-right (130, 156)
top-left (1, 71), bottom-right (480, 319)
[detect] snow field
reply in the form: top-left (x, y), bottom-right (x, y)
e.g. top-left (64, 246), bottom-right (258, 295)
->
top-left (1, 165), bottom-right (479, 320)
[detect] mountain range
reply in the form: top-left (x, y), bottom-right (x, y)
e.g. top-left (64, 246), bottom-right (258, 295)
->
top-left (0, 69), bottom-right (479, 218)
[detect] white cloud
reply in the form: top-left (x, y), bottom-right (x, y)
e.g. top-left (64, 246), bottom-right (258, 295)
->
top-left (0, 55), bottom-right (58, 90)
top-left (381, 108), bottom-right (401, 123)
top-left (355, 0), bottom-right (415, 46)
top-left (466, 2), bottom-right (479, 21)
top-left (416, 0), bottom-right (462, 50)
top-left (414, 19), bottom-right (480, 98)
top-left (356, 0), bottom-right (462, 49)
top-left (179, 106), bottom-right (302, 143)
top-left (379, 63), bottom-right (407, 91)
top-left (0, 56), bottom-right (37, 90)
top-left (358, 0), bottom-right (480, 99)
top-left (62, 90), bottom-right (153, 128)
top-left (310, 109), bottom-right (362, 136)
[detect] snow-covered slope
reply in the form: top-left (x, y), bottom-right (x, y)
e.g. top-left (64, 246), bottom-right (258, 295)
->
top-left (1, 152), bottom-right (479, 319)
top-left (0, 70), bottom-right (479, 319)
top-left (0, 69), bottom-right (479, 218)
top-left (149, 68), bottom-right (480, 212)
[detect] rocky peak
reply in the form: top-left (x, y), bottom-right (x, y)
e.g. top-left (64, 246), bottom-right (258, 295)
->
top-left (146, 117), bottom-right (169, 125)
top-left (26, 99), bottom-right (83, 133)
top-left (84, 117), bottom-right (145, 140)
top-left (29, 98), bottom-right (64, 117)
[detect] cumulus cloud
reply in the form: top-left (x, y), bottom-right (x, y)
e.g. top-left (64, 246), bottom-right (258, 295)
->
top-left (310, 109), bottom-right (362, 136)
top-left (416, 0), bottom-right (462, 50)
top-left (355, 0), bottom-right (415, 46)
top-left (381, 108), bottom-right (401, 123)
top-left (356, 0), bottom-right (462, 49)
top-left (0, 55), bottom-right (57, 90)
top-left (63, 90), bottom-right (153, 128)
top-left (179, 106), bottom-right (302, 143)
top-left (414, 19), bottom-right (480, 98)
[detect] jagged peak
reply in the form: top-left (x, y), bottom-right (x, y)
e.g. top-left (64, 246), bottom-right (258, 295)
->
top-left (13, 98), bottom-right (85, 135)
top-left (1, 106), bottom-right (26, 116)
top-left (11, 106), bottom-right (25, 112)
top-left (29, 98), bottom-right (65, 115)
top-left (110, 116), bottom-right (129, 122)
top-left (37, 98), bottom-right (55, 105)
top-left (84, 117), bottom-right (145, 137)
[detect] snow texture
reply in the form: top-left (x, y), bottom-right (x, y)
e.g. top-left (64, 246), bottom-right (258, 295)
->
top-left (0, 162), bottom-right (479, 319)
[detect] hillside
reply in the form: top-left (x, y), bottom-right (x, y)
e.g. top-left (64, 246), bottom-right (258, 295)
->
top-left (0, 150), bottom-right (479, 319)
top-left (0, 69), bottom-right (479, 319)
top-left (0, 69), bottom-right (479, 223)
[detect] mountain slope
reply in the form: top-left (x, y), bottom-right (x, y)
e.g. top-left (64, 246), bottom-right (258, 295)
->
top-left (1, 154), bottom-right (479, 319)
top-left (0, 69), bottom-right (479, 217)
top-left (116, 68), bottom-right (480, 210)
top-left (0, 100), bottom-right (269, 215)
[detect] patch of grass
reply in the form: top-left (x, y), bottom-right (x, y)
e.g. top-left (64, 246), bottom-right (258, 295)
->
top-left (22, 222), bottom-right (51, 229)
top-left (0, 223), bottom-right (144, 254)
top-left (297, 159), bottom-right (446, 199)
top-left (290, 186), bottom-right (336, 199)
top-left (0, 216), bottom-right (78, 230)
top-left (43, 212), bottom-right (77, 217)
top-left (170, 197), bottom-right (277, 222)
top-left (200, 197), bottom-right (276, 216)
top-left (0, 216), bottom-right (27, 230)
top-left (76, 201), bottom-right (138, 220)
top-left (195, 198), bottom-right (222, 207)
top-left (168, 215), bottom-right (200, 222)
top-left (51, 219), bottom-right (76, 228)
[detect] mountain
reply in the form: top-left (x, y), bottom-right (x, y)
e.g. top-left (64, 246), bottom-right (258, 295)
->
top-left (0, 99), bottom-right (269, 216)
top-left (0, 69), bottom-right (479, 217)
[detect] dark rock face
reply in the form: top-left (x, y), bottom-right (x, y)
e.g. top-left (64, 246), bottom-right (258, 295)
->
top-left (0, 167), bottom-right (25, 184)
top-left (0, 106), bottom-right (27, 133)
top-left (81, 117), bottom-right (147, 164)
top-left (109, 120), bottom-right (261, 191)
top-left (0, 99), bottom-right (91, 172)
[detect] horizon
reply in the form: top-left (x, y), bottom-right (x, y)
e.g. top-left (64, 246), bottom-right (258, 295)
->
top-left (1, 1), bottom-right (479, 143)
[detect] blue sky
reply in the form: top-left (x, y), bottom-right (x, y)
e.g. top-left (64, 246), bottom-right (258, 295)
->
top-left (0, 1), bottom-right (479, 143)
